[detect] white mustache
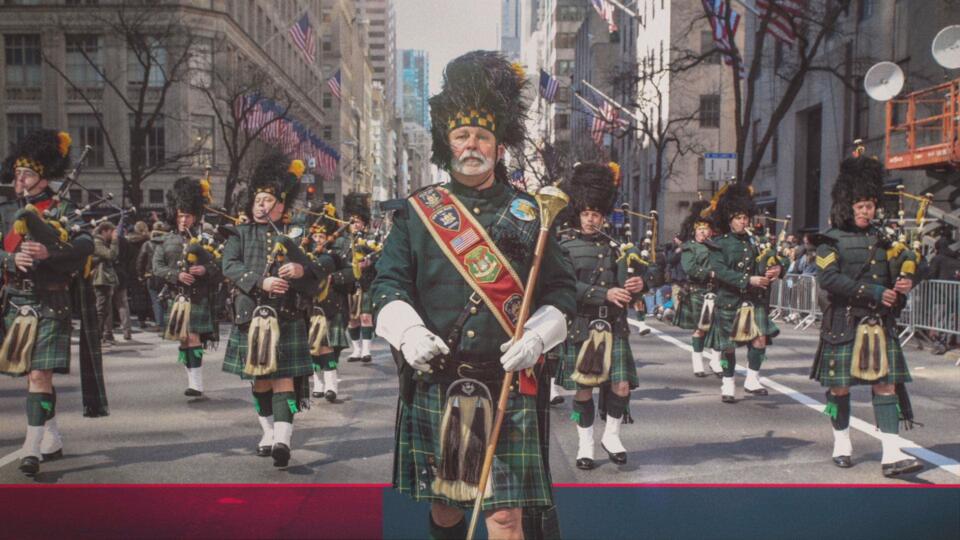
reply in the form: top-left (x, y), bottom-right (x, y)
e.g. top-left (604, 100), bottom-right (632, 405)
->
top-left (456, 151), bottom-right (490, 165)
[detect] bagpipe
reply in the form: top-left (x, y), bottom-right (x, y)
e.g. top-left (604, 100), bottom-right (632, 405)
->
top-left (752, 213), bottom-right (793, 275)
top-left (875, 185), bottom-right (935, 313)
top-left (613, 203), bottom-right (661, 290)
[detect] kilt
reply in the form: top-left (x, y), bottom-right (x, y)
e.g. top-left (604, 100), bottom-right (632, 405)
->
top-left (164, 295), bottom-right (215, 335)
top-left (2, 294), bottom-right (71, 375)
top-left (325, 312), bottom-right (351, 350)
top-left (394, 381), bottom-right (552, 510)
top-left (351, 289), bottom-right (374, 317)
top-left (222, 319), bottom-right (312, 380)
top-left (555, 335), bottom-right (637, 390)
top-left (704, 303), bottom-right (779, 352)
top-left (814, 336), bottom-right (911, 387)
top-left (674, 286), bottom-right (708, 330)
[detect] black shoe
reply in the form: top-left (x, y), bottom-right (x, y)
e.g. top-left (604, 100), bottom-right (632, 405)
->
top-left (311, 391), bottom-right (324, 398)
top-left (832, 455), bottom-right (853, 468)
top-left (347, 356), bottom-right (361, 363)
top-left (361, 355), bottom-right (372, 363)
top-left (41, 448), bottom-right (63, 462)
top-left (882, 458), bottom-right (923, 478)
top-left (744, 387), bottom-right (769, 396)
top-left (257, 445), bottom-right (272, 457)
top-left (638, 328), bottom-right (651, 336)
top-left (721, 395), bottom-right (736, 403)
top-left (184, 388), bottom-right (203, 397)
top-left (576, 457), bottom-right (595, 470)
top-left (19, 456), bottom-right (39, 477)
top-left (325, 390), bottom-right (337, 403)
top-left (694, 371), bottom-right (707, 378)
top-left (272, 443), bottom-right (291, 468)
top-left (550, 396), bottom-right (565, 405)
top-left (601, 442), bottom-right (627, 465)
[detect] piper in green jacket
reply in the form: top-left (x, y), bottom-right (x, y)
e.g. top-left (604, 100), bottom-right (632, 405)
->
top-left (674, 200), bottom-right (723, 377)
top-left (153, 177), bottom-right (222, 399)
top-left (343, 193), bottom-right (378, 363)
top-left (811, 155), bottom-right (922, 478)
top-left (220, 151), bottom-right (332, 469)
top-left (372, 51), bottom-right (575, 539)
top-left (702, 184), bottom-right (784, 403)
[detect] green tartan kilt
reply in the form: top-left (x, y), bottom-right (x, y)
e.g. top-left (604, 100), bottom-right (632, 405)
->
top-left (350, 289), bottom-right (373, 317)
top-left (164, 295), bottom-right (214, 335)
top-left (2, 296), bottom-right (71, 376)
top-left (815, 335), bottom-right (911, 387)
top-left (674, 286), bottom-right (707, 330)
top-left (704, 303), bottom-right (779, 352)
top-left (324, 312), bottom-right (351, 350)
top-left (555, 335), bottom-right (637, 390)
top-left (394, 382), bottom-right (552, 510)
top-left (222, 319), bottom-right (312, 380)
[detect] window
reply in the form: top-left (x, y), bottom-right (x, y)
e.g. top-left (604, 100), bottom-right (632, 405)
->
top-left (189, 38), bottom-right (213, 88)
top-left (6, 113), bottom-right (41, 147)
top-left (700, 31), bottom-right (719, 64)
top-left (128, 38), bottom-right (167, 87)
top-left (557, 60), bottom-right (574, 76)
top-left (323, 91), bottom-right (332, 108)
top-left (556, 87), bottom-right (570, 104)
top-left (131, 116), bottom-right (165, 168)
top-left (322, 126), bottom-right (333, 139)
top-left (69, 189), bottom-right (83, 204)
top-left (858, 0), bottom-right (874, 21)
top-left (67, 114), bottom-right (105, 167)
top-left (4, 35), bottom-right (42, 87)
top-left (66, 35), bottom-right (103, 88)
top-left (558, 6), bottom-right (581, 21)
top-left (148, 189), bottom-right (164, 205)
top-left (699, 94), bottom-right (720, 128)
top-left (556, 33), bottom-right (576, 49)
top-left (191, 114), bottom-right (214, 167)
top-left (555, 113), bottom-right (569, 130)
top-left (88, 189), bottom-right (102, 202)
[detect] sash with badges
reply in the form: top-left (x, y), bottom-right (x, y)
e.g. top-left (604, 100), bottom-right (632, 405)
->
top-left (410, 185), bottom-right (539, 397)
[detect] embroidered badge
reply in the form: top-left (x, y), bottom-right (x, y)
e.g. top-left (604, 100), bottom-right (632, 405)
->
top-left (431, 205), bottom-right (461, 231)
top-left (465, 245), bottom-right (502, 284)
top-left (451, 229), bottom-right (481, 254)
top-left (417, 188), bottom-right (443, 209)
top-left (503, 293), bottom-right (523, 326)
top-left (509, 198), bottom-right (537, 221)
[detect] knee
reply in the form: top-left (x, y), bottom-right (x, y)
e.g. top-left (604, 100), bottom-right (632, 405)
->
top-left (27, 370), bottom-right (52, 389)
top-left (612, 381), bottom-right (630, 396)
top-left (485, 508), bottom-right (521, 531)
top-left (829, 386), bottom-right (850, 397)
top-left (431, 503), bottom-right (464, 528)
top-left (252, 380), bottom-right (272, 393)
top-left (873, 383), bottom-right (895, 396)
top-left (752, 337), bottom-right (766, 349)
top-left (360, 314), bottom-right (373, 326)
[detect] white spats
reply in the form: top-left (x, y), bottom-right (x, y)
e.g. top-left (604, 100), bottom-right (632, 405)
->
top-left (274, 421), bottom-right (293, 447)
top-left (350, 339), bottom-right (362, 359)
top-left (550, 380), bottom-right (562, 402)
top-left (576, 425), bottom-right (595, 461)
top-left (40, 418), bottom-right (63, 456)
top-left (691, 351), bottom-right (704, 374)
top-left (186, 367), bottom-right (203, 392)
top-left (312, 372), bottom-right (324, 394)
top-left (833, 428), bottom-right (852, 458)
top-left (708, 350), bottom-right (723, 374)
top-left (744, 369), bottom-right (765, 392)
top-left (323, 370), bottom-right (339, 395)
top-left (360, 339), bottom-right (371, 358)
top-left (257, 415), bottom-right (275, 448)
top-left (600, 416), bottom-right (626, 454)
top-left (880, 432), bottom-right (912, 464)
top-left (22, 425), bottom-right (43, 458)
top-left (721, 376), bottom-right (735, 398)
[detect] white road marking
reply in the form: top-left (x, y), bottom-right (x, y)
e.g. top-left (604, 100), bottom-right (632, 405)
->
top-left (0, 448), bottom-right (23, 469)
top-left (630, 319), bottom-right (960, 479)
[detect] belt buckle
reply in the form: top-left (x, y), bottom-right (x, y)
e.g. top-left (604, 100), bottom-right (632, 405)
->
top-left (598, 305), bottom-right (608, 319)
top-left (469, 292), bottom-right (482, 305)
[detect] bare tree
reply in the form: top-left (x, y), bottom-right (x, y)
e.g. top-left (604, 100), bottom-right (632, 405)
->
top-left (42, 4), bottom-right (204, 207)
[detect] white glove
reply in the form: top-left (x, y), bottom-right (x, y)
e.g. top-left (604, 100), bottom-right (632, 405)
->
top-left (499, 332), bottom-right (545, 372)
top-left (400, 325), bottom-right (449, 373)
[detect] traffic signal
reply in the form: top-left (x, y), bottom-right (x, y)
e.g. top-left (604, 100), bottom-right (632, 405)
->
top-left (306, 185), bottom-right (317, 200)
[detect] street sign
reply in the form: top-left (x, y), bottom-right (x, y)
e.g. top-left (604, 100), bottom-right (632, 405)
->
top-left (308, 158), bottom-right (317, 169)
top-left (704, 152), bottom-right (736, 181)
top-left (301, 174), bottom-right (315, 184)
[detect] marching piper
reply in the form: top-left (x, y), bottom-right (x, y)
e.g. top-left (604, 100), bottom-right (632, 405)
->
top-left (344, 193), bottom-right (378, 363)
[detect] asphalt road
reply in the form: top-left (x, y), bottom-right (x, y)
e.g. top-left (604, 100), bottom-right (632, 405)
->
top-left (1, 319), bottom-right (958, 485)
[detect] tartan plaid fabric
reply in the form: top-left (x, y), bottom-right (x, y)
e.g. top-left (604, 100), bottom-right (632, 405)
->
top-left (2, 295), bottom-right (71, 374)
top-left (222, 319), bottom-right (313, 380)
top-left (704, 303), bottom-right (779, 351)
top-left (324, 312), bottom-right (351, 349)
top-left (814, 336), bottom-right (911, 387)
top-left (350, 288), bottom-right (374, 317)
top-left (674, 286), bottom-right (708, 330)
top-left (394, 381), bottom-right (553, 510)
top-left (555, 335), bottom-right (637, 390)
top-left (163, 295), bottom-right (215, 335)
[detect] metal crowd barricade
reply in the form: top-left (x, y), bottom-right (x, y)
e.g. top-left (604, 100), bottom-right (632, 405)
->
top-left (770, 274), bottom-right (821, 330)
top-left (898, 280), bottom-right (960, 362)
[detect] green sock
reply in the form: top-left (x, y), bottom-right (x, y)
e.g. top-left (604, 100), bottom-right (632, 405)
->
top-left (49, 387), bottom-right (57, 421)
top-left (187, 347), bottom-right (203, 369)
top-left (360, 326), bottom-right (373, 339)
top-left (321, 352), bottom-right (338, 371)
top-left (272, 391), bottom-right (297, 423)
top-left (348, 327), bottom-right (361, 341)
top-left (824, 391), bottom-right (850, 430)
top-left (311, 355), bottom-right (324, 371)
top-left (691, 336), bottom-right (705, 353)
top-left (177, 347), bottom-right (188, 365)
top-left (722, 350), bottom-right (736, 377)
top-left (252, 390), bottom-right (273, 417)
top-left (26, 393), bottom-right (53, 426)
top-left (571, 398), bottom-right (595, 428)
top-left (747, 346), bottom-right (764, 370)
top-left (873, 393), bottom-right (900, 434)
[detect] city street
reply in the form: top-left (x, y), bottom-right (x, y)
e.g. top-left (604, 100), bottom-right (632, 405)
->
top-left (2, 319), bottom-right (958, 485)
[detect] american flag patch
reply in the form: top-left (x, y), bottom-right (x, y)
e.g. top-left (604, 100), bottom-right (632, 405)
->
top-left (451, 229), bottom-right (481, 254)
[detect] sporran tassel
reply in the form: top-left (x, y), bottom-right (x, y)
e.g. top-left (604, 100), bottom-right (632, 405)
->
top-left (0, 306), bottom-right (39, 375)
top-left (439, 397), bottom-right (462, 481)
top-left (244, 306), bottom-right (279, 376)
top-left (308, 313), bottom-right (328, 356)
top-left (462, 398), bottom-right (487, 485)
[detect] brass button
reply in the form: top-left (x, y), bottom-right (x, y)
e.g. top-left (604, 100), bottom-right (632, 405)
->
top-left (466, 330), bottom-right (476, 338)
top-left (829, 360), bottom-right (836, 367)
top-left (469, 306), bottom-right (478, 315)
top-left (598, 267), bottom-right (604, 272)
top-left (598, 254), bottom-right (603, 258)
top-left (828, 370), bottom-right (835, 376)
top-left (473, 207), bottom-right (480, 215)
top-left (873, 274), bottom-right (878, 279)
top-left (600, 281), bottom-right (606, 286)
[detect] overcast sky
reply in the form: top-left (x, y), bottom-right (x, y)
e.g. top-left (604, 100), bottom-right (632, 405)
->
top-left (396, 0), bottom-right (500, 95)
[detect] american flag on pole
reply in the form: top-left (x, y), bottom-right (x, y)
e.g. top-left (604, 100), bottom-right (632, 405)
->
top-left (756, 0), bottom-right (805, 45)
top-left (702, 0), bottom-right (745, 77)
top-left (326, 69), bottom-right (342, 100)
top-left (591, 100), bottom-right (619, 146)
top-left (289, 14), bottom-right (315, 63)
top-left (539, 69), bottom-right (559, 102)
top-left (591, 0), bottom-right (618, 33)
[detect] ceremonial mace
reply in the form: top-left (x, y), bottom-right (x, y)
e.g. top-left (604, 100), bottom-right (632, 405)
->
top-left (466, 185), bottom-right (569, 540)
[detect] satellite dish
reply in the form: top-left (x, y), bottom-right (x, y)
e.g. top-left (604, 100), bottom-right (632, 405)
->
top-left (932, 25), bottom-right (960, 69)
top-left (864, 62), bottom-right (905, 102)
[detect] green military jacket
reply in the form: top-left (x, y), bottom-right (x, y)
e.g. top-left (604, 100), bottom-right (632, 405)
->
top-left (371, 181), bottom-right (576, 356)
top-left (707, 232), bottom-right (783, 311)
top-left (151, 229), bottom-right (222, 301)
top-left (308, 234), bottom-right (355, 317)
top-left (815, 226), bottom-right (895, 344)
top-left (221, 222), bottom-right (328, 324)
top-left (680, 240), bottom-right (713, 290)
top-left (561, 231), bottom-right (632, 340)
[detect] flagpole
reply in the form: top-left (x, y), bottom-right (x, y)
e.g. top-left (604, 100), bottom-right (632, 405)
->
top-left (607, 0), bottom-right (640, 19)
top-left (573, 91), bottom-right (604, 116)
top-left (580, 79), bottom-right (640, 122)
top-left (731, 0), bottom-right (761, 17)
